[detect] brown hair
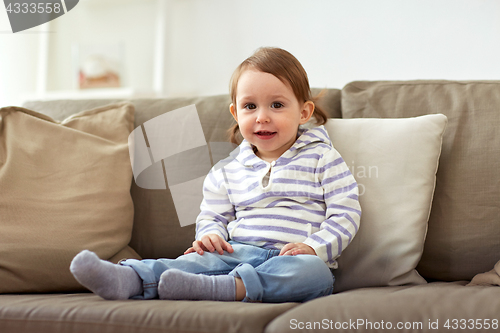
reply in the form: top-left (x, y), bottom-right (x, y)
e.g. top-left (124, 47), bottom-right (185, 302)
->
top-left (228, 47), bottom-right (328, 144)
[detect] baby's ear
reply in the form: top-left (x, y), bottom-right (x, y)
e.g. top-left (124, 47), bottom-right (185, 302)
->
top-left (300, 101), bottom-right (315, 124)
top-left (229, 103), bottom-right (238, 122)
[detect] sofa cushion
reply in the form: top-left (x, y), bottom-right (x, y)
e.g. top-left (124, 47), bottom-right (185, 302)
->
top-left (0, 103), bottom-right (140, 293)
top-left (325, 115), bottom-right (447, 292)
top-left (0, 293), bottom-right (298, 333)
top-left (341, 80), bottom-right (500, 281)
top-left (23, 88), bottom-right (341, 260)
top-left (265, 282), bottom-right (500, 333)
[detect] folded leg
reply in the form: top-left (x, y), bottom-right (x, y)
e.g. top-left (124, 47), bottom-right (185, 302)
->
top-left (229, 254), bottom-right (334, 303)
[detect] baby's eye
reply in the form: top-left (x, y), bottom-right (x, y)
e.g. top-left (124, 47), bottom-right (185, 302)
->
top-left (244, 103), bottom-right (256, 110)
top-left (271, 102), bottom-right (284, 109)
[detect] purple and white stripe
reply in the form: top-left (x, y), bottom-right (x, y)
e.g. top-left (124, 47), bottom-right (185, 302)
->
top-left (195, 125), bottom-right (361, 268)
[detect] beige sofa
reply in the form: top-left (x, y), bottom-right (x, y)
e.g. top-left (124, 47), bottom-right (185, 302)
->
top-left (1, 80), bottom-right (499, 333)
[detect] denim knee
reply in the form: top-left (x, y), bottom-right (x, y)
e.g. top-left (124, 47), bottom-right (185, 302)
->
top-left (229, 255), bottom-right (334, 303)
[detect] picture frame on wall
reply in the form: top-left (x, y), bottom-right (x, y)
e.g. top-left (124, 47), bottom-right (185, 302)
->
top-left (73, 42), bottom-right (125, 90)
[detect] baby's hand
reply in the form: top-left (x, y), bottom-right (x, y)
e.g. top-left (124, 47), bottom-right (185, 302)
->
top-left (184, 234), bottom-right (234, 255)
top-left (279, 243), bottom-right (316, 256)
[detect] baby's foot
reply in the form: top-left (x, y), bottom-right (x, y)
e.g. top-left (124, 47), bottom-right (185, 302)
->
top-left (70, 250), bottom-right (142, 300)
top-left (158, 269), bottom-right (235, 301)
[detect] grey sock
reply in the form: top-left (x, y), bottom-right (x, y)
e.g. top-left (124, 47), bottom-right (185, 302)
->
top-left (70, 250), bottom-right (143, 300)
top-left (158, 269), bottom-right (236, 301)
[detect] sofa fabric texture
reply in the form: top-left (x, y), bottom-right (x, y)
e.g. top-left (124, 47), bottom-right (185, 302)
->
top-left (341, 80), bottom-right (500, 282)
top-left (265, 281), bottom-right (500, 333)
top-left (0, 294), bottom-right (297, 333)
top-left (0, 103), bottom-right (140, 293)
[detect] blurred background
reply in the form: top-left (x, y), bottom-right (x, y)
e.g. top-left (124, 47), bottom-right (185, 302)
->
top-left (1, 0), bottom-right (499, 107)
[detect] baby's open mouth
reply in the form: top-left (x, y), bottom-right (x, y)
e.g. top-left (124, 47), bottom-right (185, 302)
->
top-left (255, 131), bottom-right (276, 136)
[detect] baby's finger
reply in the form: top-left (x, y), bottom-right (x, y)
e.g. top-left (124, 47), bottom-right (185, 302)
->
top-left (211, 238), bottom-right (225, 255)
top-left (184, 247), bottom-right (196, 254)
top-left (207, 234), bottom-right (227, 254)
top-left (222, 241), bottom-right (234, 253)
top-left (192, 241), bottom-right (205, 255)
top-left (201, 237), bottom-right (216, 253)
top-left (279, 243), bottom-right (295, 256)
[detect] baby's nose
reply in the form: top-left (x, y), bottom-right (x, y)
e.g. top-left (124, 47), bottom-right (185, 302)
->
top-left (256, 110), bottom-right (271, 123)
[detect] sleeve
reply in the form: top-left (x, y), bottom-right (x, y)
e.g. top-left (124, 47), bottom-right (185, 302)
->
top-left (302, 147), bottom-right (361, 265)
top-left (195, 167), bottom-right (235, 241)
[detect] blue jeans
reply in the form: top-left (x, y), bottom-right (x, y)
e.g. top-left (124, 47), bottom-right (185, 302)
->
top-left (120, 241), bottom-right (334, 303)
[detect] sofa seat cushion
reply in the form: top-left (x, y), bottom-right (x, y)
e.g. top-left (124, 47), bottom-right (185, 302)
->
top-left (0, 293), bottom-right (298, 333)
top-left (265, 281), bottom-right (500, 333)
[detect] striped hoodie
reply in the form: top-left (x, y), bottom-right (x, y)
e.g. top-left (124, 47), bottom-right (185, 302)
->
top-left (195, 125), bottom-right (361, 268)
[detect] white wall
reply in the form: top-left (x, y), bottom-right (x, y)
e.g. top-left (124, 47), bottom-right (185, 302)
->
top-left (164, 0), bottom-right (500, 96)
top-left (1, 0), bottom-right (499, 107)
top-left (0, 10), bottom-right (41, 107)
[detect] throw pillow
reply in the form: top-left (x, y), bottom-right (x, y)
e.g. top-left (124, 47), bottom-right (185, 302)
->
top-left (325, 114), bottom-right (447, 292)
top-left (0, 102), bottom-right (141, 293)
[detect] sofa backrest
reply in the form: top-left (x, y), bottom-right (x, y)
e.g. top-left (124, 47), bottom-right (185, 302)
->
top-left (25, 81), bottom-right (500, 283)
top-left (23, 88), bottom-right (341, 260)
top-left (341, 80), bottom-right (500, 281)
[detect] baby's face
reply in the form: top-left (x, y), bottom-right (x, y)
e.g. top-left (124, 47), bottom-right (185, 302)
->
top-left (230, 69), bottom-right (313, 162)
